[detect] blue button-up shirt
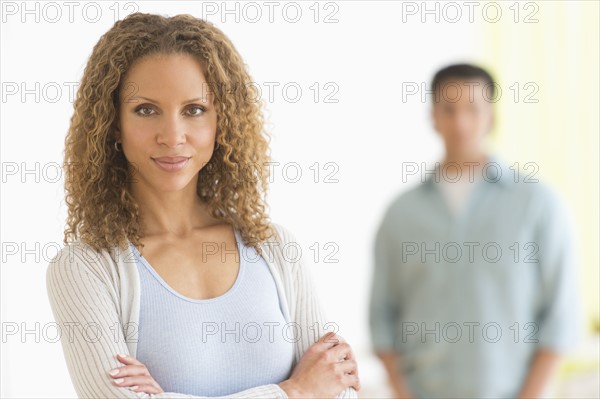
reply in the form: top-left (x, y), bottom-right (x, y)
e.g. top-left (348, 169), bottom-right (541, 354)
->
top-left (369, 154), bottom-right (583, 398)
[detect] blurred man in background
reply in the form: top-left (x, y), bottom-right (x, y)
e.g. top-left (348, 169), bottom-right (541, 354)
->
top-left (369, 63), bottom-right (583, 398)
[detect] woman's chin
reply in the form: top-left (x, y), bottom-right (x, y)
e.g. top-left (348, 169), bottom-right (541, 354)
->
top-left (151, 177), bottom-right (197, 193)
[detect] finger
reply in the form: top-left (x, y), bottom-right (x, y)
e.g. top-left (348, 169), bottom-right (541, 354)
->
top-left (131, 384), bottom-right (163, 394)
top-left (342, 372), bottom-right (361, 391)
top-left (109, 364), bottom-right (150, 379)
top-left (339, 358), bottom-right (358, 375)
top-left (330, 342), bottom-right (353, 361)
top-left (333, 354), bottom-right (357, 373)
top-left (330, 332), bottom-right (346, 345)
top-left (320, 331), bottom-right (343, 347)
top-left (116, 353), bottom-right (144, 366)
top-left (111, 375), bottom-right (158, 389)
top-left (342, 344), bottom-right (355, 360)
top-left (343, 346), bottom-right (357, 363)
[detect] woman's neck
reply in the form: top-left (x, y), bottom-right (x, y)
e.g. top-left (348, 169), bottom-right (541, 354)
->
top-left (131, 182), bottom-right (214, 238)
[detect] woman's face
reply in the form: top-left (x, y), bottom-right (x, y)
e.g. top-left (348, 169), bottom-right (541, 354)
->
top-left (117, 53), bottom-right (218, 193)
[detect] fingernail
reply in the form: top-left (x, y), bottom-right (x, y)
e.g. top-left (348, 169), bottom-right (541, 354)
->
top-left (114, 378), bottom-right (124, 384)
top-left (108, 369), bottom-right (119, 376)
top-left (118, 353), bottom-right (128, 358)
top-left (129, 386), bottom-right (139, 391)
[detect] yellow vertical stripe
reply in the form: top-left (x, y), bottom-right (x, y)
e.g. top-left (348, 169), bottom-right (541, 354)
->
top-left (480, 1), bottom-right (599, 334)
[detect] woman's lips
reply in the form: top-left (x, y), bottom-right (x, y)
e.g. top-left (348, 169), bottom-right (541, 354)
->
top-left (152, 157), bottom-right (190, 172)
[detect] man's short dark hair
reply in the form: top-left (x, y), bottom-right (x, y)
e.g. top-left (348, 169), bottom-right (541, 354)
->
top-left (431, 63), bottom-right (496, 103)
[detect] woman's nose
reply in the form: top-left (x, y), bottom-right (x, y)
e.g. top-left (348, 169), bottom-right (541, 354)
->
top-left (157, 114), bottom-right (186, 147)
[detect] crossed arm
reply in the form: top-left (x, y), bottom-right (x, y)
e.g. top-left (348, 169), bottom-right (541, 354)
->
top-left (46, 235), bottom-right (358, 398)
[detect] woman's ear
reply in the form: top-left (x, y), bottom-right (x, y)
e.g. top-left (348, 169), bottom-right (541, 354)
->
top-left (114, 118), bottom-right (121, 138)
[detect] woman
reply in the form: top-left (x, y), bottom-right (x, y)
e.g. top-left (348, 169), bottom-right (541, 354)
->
top-left (46, 12), bottom-right (360, 398)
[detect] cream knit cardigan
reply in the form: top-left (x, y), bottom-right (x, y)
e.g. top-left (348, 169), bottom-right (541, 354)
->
top-left (46, 222), bottom-right (358, 398)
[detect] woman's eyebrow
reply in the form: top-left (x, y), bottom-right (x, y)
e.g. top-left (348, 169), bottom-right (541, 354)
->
top-left (127, 96), bottom-right (210, 105)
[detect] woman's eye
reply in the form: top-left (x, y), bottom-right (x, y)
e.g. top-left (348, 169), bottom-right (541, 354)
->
top-left (133, 105), bottom-right (205, 117)
top-left (135, 106), bottom-right (155, 116)
top-left (187, 106), bottom-right (205, 116)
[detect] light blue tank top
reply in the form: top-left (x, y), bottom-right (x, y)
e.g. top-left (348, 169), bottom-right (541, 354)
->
top-left (130, 229), bottom-right (295, 396)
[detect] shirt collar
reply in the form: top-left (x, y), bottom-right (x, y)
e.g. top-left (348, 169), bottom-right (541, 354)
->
top-left (424, 153), bottom-right (511, 189)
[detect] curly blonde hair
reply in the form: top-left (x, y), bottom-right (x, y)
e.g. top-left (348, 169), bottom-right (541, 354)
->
top-left (62, 12), bottom-right (274, 255)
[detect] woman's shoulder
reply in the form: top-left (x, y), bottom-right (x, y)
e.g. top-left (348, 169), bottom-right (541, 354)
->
top-left (265, 221), bottom-right (310, 278)
top-left (46, 241), bottom-right (119, 287)
top-left (267, 222), bottom-right (306, 263)
top-left (268, 221), bottom-right (299, 245)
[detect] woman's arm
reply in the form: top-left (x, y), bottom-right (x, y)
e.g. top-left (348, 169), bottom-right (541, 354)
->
top-left (272, 224), bottom-right (359, 399)
top-left (46, 244), bottom-right (288, 398)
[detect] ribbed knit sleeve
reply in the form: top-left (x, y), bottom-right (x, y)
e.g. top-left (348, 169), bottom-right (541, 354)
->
top-left (46, 243), bottom-right (288, 399)
top-left (272, 224), bottom-right (359, 399)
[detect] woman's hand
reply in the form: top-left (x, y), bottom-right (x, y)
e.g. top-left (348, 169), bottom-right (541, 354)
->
top-left (278, 331), bottom-right (361, 398)
top-left (108, 353), bottom-right (165, 394)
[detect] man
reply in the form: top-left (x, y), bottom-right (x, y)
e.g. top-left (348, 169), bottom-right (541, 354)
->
top-left (369, 64), bottom-right (583, 398)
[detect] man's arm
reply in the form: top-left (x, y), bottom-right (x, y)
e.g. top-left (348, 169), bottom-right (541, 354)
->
top-left (368, 220), bottom-right (399, 353)
top-left (517, 348), bottom-right (560, 399)
top-left (519, 187), bottom-right (585, 398)
top-left (375, 351), bottom-right (414, 399)
top-left (369, 220), bottom-right (415, 397)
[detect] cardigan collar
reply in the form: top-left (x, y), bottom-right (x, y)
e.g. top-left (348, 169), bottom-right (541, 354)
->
top-left (108, 223), bottom-right (294, 358)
